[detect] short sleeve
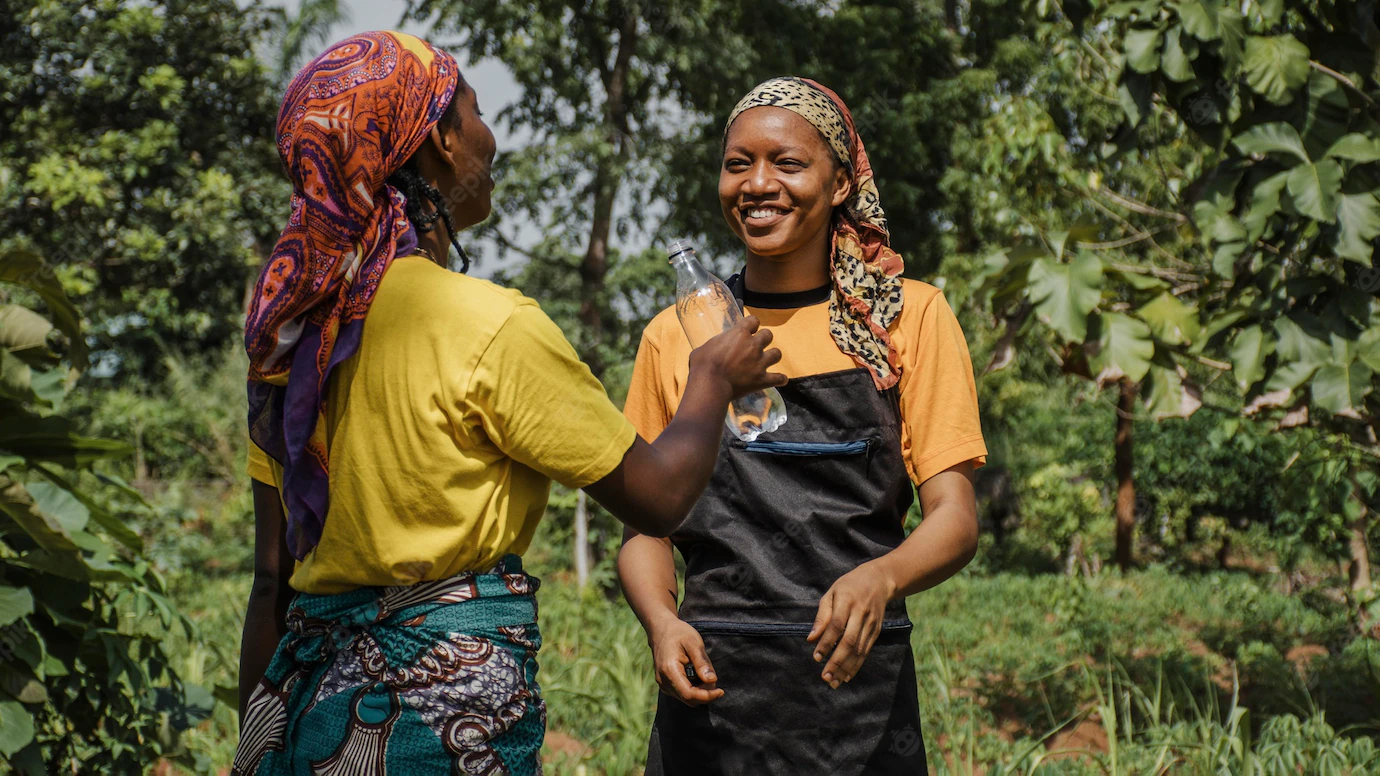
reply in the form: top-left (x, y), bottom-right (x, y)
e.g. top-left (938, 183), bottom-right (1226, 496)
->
top-left (899, 291), bottom-right (987, 484)
top-left (623, 332), bottom-right (673, 441)
top-left (468, 302), bottom-right (638, 489)
top-left (247, 440), bottom-right (282, 487)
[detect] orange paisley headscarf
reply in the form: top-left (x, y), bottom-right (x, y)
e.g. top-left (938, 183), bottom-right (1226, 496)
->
top-left (244, 31), bottom-right (459, 559)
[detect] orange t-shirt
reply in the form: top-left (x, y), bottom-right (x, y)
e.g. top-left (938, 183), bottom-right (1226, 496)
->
top-left (624, 278), bottom-right (986, 485)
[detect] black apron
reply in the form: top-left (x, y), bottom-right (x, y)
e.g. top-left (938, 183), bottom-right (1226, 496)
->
top-left (644, 359), bottom-right (928, 776)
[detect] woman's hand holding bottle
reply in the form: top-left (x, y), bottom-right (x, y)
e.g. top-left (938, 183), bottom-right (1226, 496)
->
top-left (688, 315), bottom-right (787, 404)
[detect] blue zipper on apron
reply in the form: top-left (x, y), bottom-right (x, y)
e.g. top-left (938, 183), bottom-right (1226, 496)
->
top-left (742, 439), bottom-right (872, 456)
top-left (686, 618), bottom-right (912, 637)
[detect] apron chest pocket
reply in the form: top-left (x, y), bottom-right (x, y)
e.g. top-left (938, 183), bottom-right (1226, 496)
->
top-left (742, 439), bottom-right (871, 456)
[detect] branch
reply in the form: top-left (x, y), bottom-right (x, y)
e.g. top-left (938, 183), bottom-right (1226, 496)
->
top-left (489, 228), bottom-right (538, 262)
top-left (1086, 195), bottom-right (1187, 266)
top-left (1107, 261), bottom-right (1200, 281)
top-left (1096, 186), bottom-right (1188, 222)
top-left (1075, 222), bottom-right (1180, 250)
top-left (1309, 60), bottom-right (1377, 108)
top-left (1188, 353), bottom-right (1232, 371)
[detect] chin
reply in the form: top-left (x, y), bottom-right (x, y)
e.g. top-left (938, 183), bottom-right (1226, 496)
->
top-left (740, 229), bottom-right (803, 259)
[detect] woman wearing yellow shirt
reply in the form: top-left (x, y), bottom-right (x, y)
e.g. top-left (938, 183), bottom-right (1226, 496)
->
top-left (618, 77), bottom-right (987, 774)
top-left (233, 33), bottom-right (783, 775)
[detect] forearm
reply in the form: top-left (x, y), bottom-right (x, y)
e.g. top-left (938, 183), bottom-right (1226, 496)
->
top-left (588, 367), bottom-right (731, 536)
top-left (238, 583), bottom-right (289, 719)
top-left (872, 467), bottom-right (979, 600)
top-left (617, 533), bottom-right (682, 640)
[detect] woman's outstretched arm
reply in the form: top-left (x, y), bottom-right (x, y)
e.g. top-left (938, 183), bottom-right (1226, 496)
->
top-left (239, 480), bottom-right (296, 720)
top-left (585, 317), bottom-right (784, 537)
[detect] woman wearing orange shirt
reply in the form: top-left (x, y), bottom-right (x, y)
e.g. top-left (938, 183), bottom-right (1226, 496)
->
top-left (618, 77), bottom-right (987, 774)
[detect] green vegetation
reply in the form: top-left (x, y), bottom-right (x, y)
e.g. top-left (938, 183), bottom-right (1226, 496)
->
top-left (2, 0), bottom-right (1378, 772)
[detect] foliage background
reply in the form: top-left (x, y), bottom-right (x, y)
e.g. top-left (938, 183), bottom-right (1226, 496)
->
top-left (2, 0), bottom-right (1379, 772)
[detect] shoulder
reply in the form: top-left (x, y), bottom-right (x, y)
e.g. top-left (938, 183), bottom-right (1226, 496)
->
top-left (898, 278), bottom-right (945, 315)
top-left (384, 258), bottom-right (529, 315)
top-left (640, 305), bottom-right (684, 353)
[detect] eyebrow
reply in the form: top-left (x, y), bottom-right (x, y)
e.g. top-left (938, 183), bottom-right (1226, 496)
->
top-left (724, 144), bottom-right (812, 156)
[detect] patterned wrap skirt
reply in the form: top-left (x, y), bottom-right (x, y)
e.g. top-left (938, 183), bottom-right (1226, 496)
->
top-left (233, 555), bottom-right (544, 775)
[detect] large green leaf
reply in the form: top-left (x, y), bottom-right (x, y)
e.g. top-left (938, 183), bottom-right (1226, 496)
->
top-left (1274, 314), bottom-right (1333, 366)
top-left (1357, 328), bottom-right (1380, 372)
top-left (1145, 358), bottom-right (1203, 419)
top-left (1242, 35), bottom-right (1310, 105)
top-left (1311, 361), bottom-right (1374, 414)
top-left (1118, 72), bottom-right (1152, 127)
top-left (1089, 313), bottom-right (1155, 383)
top-left (32, 465), bottom-right (142, 551)
top-left (1335, 192), bottom-right (1380, 263)
top-left (0, 586), bottom-right (34, 629)
top-left (25, 481), bottom-right (89, 534)
top-left (1178, 0), bottom-right (1222, 40)
top-left (1125, 27), bottom-right (1163, 73)
top-left (1242, 170), bottom-right (1290, 243)
top-left (0, 699), bottom-right (34, 757)
top-left (0, 480), bottom-right (80, 554)
top-left (0, 413), bottom-right (131, 468)
top-left (0, 305), bottom-right (56, 361)
top-left (1230, 325), bottom-right (1273, 391)
top-left (1286, 159), bottom-right (1342, 223)
top-left (1028, 253), bottom-right (1104, 343)
top-left (1232, 122), bottom-right (1309, 162)
top-left (1324, 134), bottom-right (1380, 163)
top-left (0, 249), bottom-right (85, 370)
top-left (1162, 26), bottom-right (1195, 81)
top-left (1138, 292), bottom-right (1201, 345)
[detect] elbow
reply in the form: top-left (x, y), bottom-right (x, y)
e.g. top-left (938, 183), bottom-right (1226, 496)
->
top-left (249, 570), bottom-right (286, 602)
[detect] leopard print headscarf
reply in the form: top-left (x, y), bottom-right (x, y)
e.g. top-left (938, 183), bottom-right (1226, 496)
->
top-left (725, 76), bottom-right (905, 391)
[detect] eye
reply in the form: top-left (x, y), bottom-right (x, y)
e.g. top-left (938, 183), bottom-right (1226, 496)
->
top-left (724, 158), bottom-right (749, 171)
top-left (777, 158), bottom-right (804, 170)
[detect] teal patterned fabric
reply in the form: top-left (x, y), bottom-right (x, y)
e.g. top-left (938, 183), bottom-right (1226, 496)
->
top-left (233, 555), bottom-right (544, 775)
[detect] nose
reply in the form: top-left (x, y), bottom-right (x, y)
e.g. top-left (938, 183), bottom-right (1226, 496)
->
top-left (741, 160), bottom-right (780, 198)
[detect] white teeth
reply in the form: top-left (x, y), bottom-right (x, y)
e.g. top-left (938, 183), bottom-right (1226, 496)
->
top-left (747, 208), bottom-right (783, 219)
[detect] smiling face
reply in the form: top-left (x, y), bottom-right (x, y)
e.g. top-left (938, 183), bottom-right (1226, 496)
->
top-left (720, 106), bottom-right (851, 264)
top-left (418, 80), bottom-right (498, 230)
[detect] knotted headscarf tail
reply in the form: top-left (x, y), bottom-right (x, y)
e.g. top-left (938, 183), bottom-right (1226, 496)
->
top-left (244, 31), bottom-right (459, 559)
top-left (725, 76), bottom-right (905, 391)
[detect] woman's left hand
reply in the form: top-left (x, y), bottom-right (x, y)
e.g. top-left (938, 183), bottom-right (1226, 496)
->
top-left (807, 560), bottom-right (896, 689)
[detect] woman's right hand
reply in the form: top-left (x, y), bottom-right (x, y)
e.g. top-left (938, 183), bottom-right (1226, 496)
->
top-left (651, 618), bottom-right (724, 706)
top-left (688, 316), bottom-right (787, 401)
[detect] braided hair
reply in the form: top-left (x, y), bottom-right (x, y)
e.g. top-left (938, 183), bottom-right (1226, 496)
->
top-left (387, 88), bottom-right (472, 273)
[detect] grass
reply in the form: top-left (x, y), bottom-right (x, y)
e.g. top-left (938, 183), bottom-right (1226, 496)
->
top-left (158, 550), bottom-right (1380, 774)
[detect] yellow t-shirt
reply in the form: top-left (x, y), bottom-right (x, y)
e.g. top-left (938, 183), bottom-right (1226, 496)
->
top-left (247, 256), bottom-right (637, 594)
top-left (624, 278), bottom-right (986, 485)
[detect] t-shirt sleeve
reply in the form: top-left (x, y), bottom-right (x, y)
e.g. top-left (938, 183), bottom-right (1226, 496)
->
top-left (901, 291), bottom-right (987, 485)
top-left (247, 439), bottom-right (282, 487)
top-left (468, 302), bottom-right (638, 489)
top-left (623, 331), bottom-right (673, 441)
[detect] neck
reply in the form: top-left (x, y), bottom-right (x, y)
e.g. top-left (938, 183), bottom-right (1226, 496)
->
top-left (743, 224), bottom-right (832, 294)
top-left (414, 222), bottom-right (451, 267)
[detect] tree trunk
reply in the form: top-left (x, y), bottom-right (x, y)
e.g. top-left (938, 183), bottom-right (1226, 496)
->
top-left (1349, 506), bottom-right (1372, 591)
top-left (1114, 379), bottom-right (1137, 570)
top-left (577, 7), bottom-right (638, 380)
top-left (575, 489), bottom-right (590, 589)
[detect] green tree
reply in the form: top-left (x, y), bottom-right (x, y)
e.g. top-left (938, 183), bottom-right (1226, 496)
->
top-left (0, 0), bottom-right (287, 378)
top-left (0, 249), bottom-right (210, 771)
top-left (969, 0), bottom-right (1380, 572)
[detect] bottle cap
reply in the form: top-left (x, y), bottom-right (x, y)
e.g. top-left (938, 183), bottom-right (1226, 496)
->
top-left (667, 239), bottom-right (695, 263)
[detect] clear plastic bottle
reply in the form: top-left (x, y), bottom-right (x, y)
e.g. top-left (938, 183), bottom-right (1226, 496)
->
top-left (668, 239), bottom-right (787, 442)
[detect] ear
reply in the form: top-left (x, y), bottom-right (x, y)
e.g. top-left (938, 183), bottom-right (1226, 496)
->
top-left (829, 165), bottom-right (851, 208)
top-left (427, 123), bottom-right (454, 162)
